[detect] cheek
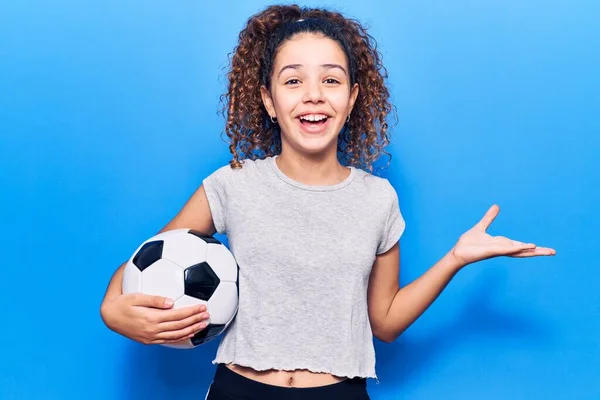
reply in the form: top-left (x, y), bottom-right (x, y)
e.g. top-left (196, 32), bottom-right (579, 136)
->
top-left (272, 90), bottom-right (301, 114)
top-left (328, 90), bottom-right (353, 112)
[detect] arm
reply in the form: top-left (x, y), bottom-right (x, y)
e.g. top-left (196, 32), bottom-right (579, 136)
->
top-left (367, 204), bottom-right (556, 343)
top-left (367, 243), bottom-right (461, 343)
top-left (367, 243), bottom-right (462, 343)
top-left (100, 184), bottom-right (218, 344)
top-left (101, 262), bottom-right (127, 304)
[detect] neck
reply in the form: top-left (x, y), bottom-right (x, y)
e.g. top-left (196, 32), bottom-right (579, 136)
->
top-left (275, 148), bottom-right (350, 186)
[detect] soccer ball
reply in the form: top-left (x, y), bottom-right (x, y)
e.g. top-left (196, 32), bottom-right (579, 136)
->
top-left (122, 228), bottom-right (239, 348)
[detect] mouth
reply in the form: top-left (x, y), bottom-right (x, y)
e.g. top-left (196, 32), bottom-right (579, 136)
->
top-left (295, 113), bottom-right (331, 134)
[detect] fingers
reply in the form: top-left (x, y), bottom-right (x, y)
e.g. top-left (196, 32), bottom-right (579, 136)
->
top-left (476, 204), bottom-right (500, 231)
top-left (492, 235), bottom-right (534, 249)
top-left (511, 240), bottom-right (536, 250)
top-left (136, 305), bottom-right (209, 345)
top-left (157, 310), bottom-right (210, 333)
top-left (128, 293), bottom-right (174, 309)
top-left (497, 237), bottom-right (556, 257)
top-left (154, 320), bottom-right (208, 342)
top-left (156, 304), bottom-right (207, 323)
top-left (511, 246), bottom-right (557, 258)
top-left (537, 246), bottom-right (556, 255)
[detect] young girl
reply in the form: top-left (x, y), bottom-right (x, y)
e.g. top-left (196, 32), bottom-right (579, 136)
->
top-left (100, 5), bottom-right (556, 399)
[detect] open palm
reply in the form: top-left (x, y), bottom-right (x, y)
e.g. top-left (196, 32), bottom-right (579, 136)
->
top-left (451, 204), bottom-right (556, 266)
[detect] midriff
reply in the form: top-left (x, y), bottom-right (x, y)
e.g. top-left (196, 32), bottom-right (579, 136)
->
top-left (225, 363), bottom-right (348, 388)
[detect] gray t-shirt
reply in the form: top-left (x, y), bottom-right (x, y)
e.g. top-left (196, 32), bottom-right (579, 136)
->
top-left (202, 155), bottom-right (405, 380)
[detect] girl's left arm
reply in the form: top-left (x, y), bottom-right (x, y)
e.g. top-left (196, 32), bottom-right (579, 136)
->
top-left (367, 204), bottom-right (556, 343)
top-left (367, 243), bottom-right (462, 343)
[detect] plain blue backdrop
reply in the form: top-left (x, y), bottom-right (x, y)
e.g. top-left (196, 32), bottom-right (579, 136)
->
top-left (0, 1), bottom-right (598, 399)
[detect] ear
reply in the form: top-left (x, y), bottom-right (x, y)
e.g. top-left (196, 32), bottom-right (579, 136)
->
top-left (348, 83), bottom-right (359, 115)
top-left (260, 86), bottom-right (276, 119)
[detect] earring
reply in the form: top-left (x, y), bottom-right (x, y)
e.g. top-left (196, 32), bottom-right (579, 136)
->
top-left (346, 115), bottom-right (351, 123)
top-left (270, 116), bottom-right (278, 124)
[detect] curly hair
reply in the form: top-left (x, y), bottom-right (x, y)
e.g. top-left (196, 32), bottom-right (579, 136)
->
top-left (219, 4), bottom-right (396, 173)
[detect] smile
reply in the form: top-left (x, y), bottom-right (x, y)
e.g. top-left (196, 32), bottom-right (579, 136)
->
top-left (296, 114), bottom-right (331, 134)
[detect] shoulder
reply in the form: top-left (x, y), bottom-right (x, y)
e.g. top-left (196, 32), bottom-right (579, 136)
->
top-left (352, 168), bottom-right (398, 203)
top-left (204, 156), bottom-right (271, 184)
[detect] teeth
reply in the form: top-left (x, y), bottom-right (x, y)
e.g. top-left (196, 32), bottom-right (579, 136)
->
top-left (299, 114), bottom-right (328, 122)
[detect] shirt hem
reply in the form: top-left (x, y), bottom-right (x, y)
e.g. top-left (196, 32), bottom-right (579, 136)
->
top-left (211, 356), bottom-right (378, 381)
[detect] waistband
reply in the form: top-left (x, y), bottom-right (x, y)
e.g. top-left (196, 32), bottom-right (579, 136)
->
top-left (211, 363), bottom-right (367, 399)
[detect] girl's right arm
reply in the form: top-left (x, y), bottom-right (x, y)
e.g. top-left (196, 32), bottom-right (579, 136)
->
top-left (100, 185), bottom-right (218, 345)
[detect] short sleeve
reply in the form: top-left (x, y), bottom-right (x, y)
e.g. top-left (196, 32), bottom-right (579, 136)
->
top-left (202, 165), bottom-right (232, 234)
top-left (376, 183), bottom-right (406, 255)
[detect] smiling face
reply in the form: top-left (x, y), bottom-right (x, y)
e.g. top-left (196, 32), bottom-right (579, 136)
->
top-left (261, 33), bottom-right (359, 158)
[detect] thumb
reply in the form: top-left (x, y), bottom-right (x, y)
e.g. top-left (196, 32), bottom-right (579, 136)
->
top-left (475, 204), bottom-right (500, 231)
top-left (129, 293), bottom-right (174, 309)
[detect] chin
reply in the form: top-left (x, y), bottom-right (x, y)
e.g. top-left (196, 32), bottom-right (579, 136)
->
top-left (293, 139), bottom-right (338, 156)
top-left (282, 123), bottom-right (342, 155)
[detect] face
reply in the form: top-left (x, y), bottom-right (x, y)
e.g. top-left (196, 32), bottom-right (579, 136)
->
top-left (261, 33), bottom-right (359, 157)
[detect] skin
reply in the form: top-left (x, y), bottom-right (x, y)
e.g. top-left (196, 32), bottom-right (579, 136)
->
top-left (100, 33), bottom-right (556, 389)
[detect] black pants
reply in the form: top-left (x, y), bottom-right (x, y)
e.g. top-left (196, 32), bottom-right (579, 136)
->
top-left (205, 364), bottom-right (370, 400)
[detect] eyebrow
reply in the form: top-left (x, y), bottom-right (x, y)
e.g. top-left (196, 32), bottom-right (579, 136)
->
top-left (277, 64), bottom-right (347, 79)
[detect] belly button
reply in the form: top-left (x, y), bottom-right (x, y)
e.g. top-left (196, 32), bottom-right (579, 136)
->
top-left (288, 376), bottom-right (294, 387)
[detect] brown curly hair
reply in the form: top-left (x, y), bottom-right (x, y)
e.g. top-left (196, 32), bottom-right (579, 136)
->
top-left (219, 4), bottom-right (396, 173)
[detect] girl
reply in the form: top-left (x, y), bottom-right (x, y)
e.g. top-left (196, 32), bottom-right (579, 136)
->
top-left (100, 5), bottom-right (556, 400)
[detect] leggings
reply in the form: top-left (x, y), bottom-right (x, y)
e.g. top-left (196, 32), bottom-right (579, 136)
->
top-left (205, 364), bottom-right (370, 400)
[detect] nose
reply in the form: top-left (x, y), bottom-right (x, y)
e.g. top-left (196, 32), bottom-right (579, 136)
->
top-left (302, 80), bottom-right (325, 104)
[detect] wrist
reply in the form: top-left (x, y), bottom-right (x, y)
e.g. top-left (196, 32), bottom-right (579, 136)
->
top-left (448, 247), bottom-right (468, 272)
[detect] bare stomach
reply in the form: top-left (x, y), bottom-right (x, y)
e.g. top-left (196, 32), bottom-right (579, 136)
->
top-left (225, 363), bottom-right (348, 388)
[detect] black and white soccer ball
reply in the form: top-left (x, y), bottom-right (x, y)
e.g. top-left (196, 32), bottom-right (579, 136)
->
top-left (122, 228), bottom-right (239, 348)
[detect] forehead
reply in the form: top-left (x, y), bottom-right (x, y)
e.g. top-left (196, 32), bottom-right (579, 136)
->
top-left (274, 33), bottom-right (348, 70)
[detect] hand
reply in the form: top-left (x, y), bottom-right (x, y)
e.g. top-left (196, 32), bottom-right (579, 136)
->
top-left (451, 204), bottom-right (556, 268)
top-left (100, 293), bottom-right (210, 345)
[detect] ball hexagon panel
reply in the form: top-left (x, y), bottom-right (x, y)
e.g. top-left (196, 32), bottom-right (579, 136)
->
top-left (184, 262), bottom-right (220, 301)
top-left (206, 243), bottom-right (238, 283)
top-left (141, 259), bottom-right (184, 301)
top-left (206, 282), bottom-right (238, 325)
top-left (122, 261), bottom-right (142, 293)
top-left (173, 294), bottom-right (206, 309)
top-left (132, 240), bottom-right (164, 272)
top-left (161, 231), bottom-right (208, 270)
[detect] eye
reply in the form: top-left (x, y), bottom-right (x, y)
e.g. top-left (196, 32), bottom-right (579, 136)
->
top-left (285, 79), bottom-right (301, 85)
top-left (324, 78), bottom-right (340, 84)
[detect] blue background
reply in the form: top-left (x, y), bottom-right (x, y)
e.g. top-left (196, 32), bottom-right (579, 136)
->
top-left (1, 1), bottom-right (598, 399)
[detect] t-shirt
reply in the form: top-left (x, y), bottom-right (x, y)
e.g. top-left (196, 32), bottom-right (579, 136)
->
top-left (202, 155), bottom-right (406, 380)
